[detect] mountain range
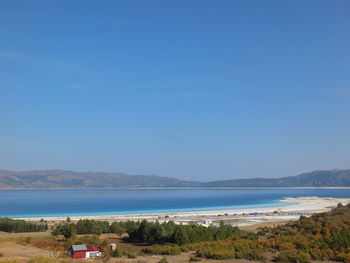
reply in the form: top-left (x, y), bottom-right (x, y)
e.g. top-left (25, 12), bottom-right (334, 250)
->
top-left (0, 169), bottom-right (349, 189)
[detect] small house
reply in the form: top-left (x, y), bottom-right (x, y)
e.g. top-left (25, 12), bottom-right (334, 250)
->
top-left (70, 244), bottom-right (102, 259)
top-left (110, 243), bottom-right (117, 251)
top-left (86, 246), bottom-right (101, 258)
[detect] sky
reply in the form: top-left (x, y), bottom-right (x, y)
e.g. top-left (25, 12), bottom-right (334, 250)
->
top-left (0, 0), bottom-right (350, 181)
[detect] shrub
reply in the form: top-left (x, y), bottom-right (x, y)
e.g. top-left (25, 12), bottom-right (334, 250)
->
top-left (279, 242), bottom-right (296, 250)
top-left (235, 248), bottom-right (266, 261)
top-left (0, 252), bottom-right (4, 257)
top-left (25, 237), bottom-right (32, 244)
top-left (158, 257), bottom-right (168, 263)
top-left (196, 248), bottom-right (235, 259)
top-left (336, 252), bottom-right (350, 263)
top-left (110, 249), bottom-right (123, 258)
top-left (308, 248), bottom-right (334, 260)
top-left (275, 249), bottom-right (312, 263)
top-left (127, 252), bottom-right (137, 258)
top-left (189, 255), bottom-right (201, 261)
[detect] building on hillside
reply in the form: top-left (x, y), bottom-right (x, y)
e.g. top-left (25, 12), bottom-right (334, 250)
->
top-left (86, 246), bottom-right (102, 258)
top-left (201, 219), bottom-right (213, 226)
top-left (70, 245), bottom-right (86, 259)
top-left (110, 243), bottom-right (117, 251)
top-left (69, 244), bottom-right (102, 259)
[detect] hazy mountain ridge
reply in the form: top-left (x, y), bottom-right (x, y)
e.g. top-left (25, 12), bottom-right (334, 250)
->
top-left (0, 170), bottom-right (199, 188)
top-left (203, 169), bottom-right (350, 187)
top-left (0, 169), bottom-right (349, 188)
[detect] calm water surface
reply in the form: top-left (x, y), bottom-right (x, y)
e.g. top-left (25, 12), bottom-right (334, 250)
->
top-left (1, 189), bottom-right (350, 218)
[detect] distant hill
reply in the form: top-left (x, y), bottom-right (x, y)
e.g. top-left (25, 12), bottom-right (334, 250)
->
top-left (202, 169), bottom-right (350, 188)
top-left (0, 169), bottom-right (350, 189)
top-left (0, 169), bottom-right (199, 188)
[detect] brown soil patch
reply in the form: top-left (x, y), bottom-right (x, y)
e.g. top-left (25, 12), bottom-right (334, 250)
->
top-left (240, 222), bottom-right (288, 232)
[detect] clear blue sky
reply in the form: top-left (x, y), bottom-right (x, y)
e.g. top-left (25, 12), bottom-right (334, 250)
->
top-left (1, 0), bottom-right (350, 181)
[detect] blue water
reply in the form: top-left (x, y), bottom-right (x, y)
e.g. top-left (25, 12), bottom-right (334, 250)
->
top-left (1, 189), bottom-right (350, 218)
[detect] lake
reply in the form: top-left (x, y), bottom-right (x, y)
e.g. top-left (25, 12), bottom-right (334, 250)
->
top-left (1, 189), bottom-right (350, 218)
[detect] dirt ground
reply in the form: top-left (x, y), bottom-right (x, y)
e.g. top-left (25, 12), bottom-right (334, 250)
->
top-left (239, 221), bottom-right (287, 232)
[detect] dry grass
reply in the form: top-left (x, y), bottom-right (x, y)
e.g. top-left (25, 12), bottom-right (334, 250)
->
top-left (0, 241), bottom-right (54, 262)
top-left (0, 231), bottom-right (51, 243)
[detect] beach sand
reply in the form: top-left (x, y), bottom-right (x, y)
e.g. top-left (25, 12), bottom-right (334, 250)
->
top-left (18, 197), bottom-right (350, 227)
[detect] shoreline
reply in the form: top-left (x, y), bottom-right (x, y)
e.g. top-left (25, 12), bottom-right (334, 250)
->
top-left (1, 187), bottom-right (350, 190)
top-left (16, 197), bottom-right (350, 227)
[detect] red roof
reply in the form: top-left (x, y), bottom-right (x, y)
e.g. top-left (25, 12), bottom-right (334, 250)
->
top-left (87, 246), bottom-right (100, 252)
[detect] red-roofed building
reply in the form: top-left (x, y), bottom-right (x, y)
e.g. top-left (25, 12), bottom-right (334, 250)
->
top-left (86, 246), bottom-right (102, 258)
top-left (69, 244), bottom-right (102, 258)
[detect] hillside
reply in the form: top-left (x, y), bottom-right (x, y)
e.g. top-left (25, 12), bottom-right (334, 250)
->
top-left (0, 169), bottom-right (199, 188)
top-left (0, 169), bottom-right (350, 188)
top-left (202, 169), bottom-right (350, 187)
top-left (180, 202), bottom-right (350, 262)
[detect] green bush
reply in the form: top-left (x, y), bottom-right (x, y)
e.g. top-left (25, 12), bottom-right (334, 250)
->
top-left (236, 248), bottom-right (266, 261)
top-left (196, 248), bottom-right (235, 259)
top-left (110, 249), bottom-right (123, 258)
top-left (158, 257), bottom-right (168, 263)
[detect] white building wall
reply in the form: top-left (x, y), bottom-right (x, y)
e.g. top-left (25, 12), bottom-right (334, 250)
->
top-left (86, 251), bottom-right (101, 258)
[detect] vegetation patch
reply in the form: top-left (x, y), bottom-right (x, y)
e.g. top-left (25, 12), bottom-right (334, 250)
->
top-left (0, 218), bottom-right (48, 233)
top-left (275, 249), bottom-right (312, 263)
top-left (52, 219), bottom-right (241, 245)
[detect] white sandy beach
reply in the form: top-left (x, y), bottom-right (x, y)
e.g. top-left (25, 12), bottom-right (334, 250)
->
top-left (19, 197), bottom-right (350, 227)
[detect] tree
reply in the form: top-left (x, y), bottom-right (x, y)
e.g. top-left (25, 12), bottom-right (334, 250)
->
top-left (52, 223), bottom-right (76, 239)
top-left (171, 226), bottom-right (189, 245)
top-left (138, 220), bottom-right (151, 242)
top-left (150, 222), bottom-right (164, 243)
